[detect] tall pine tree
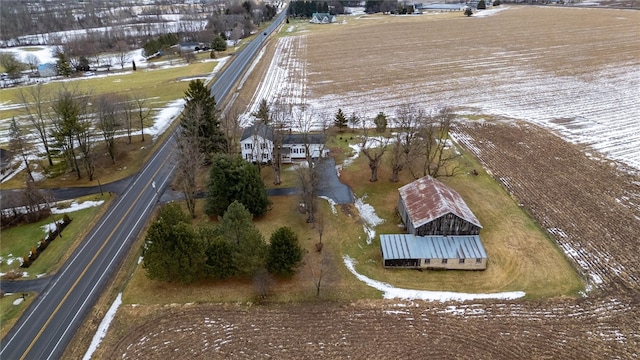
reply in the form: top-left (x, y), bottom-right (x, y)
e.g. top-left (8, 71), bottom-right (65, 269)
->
top-left (182, 79), bottom-right (226, 155)
top-left (334, 108), bottom-right (348, 131)
top-left (142, 203), bottom-right (204, 283)
top-left (205, 154), bottom-right (271, 217)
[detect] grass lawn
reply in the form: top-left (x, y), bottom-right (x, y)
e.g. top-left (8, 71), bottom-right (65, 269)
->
top-left (337, 137), bottom-right (584, 299)
top-left (123, 132), bottom-right (583, 305)
top-left (123, 195), bottom-right (380, 305)
top-left (0, 193), bottom-right (111, 278)
top-left (0, 291), bottom-right (35, 339)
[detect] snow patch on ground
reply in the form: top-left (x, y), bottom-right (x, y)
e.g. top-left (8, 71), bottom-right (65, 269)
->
top-left (51, 200), bottom-right (104, 214)
top-left (473, 6), bottom-right (510, 18)
top-left (344, 256), bottom-right (525, 302)
top-left (319, 196), bottom-right (338, 215)
top-left (354, 195), bottom-right (385, 244)
top-left (83, 293), bottom-right (123, 360)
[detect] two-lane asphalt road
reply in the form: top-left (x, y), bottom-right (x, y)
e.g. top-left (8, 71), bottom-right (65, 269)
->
top-left (0, 8), bottom-right (287, 359)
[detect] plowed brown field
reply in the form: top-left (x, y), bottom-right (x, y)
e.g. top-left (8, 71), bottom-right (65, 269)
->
top-left (96, 6), bottom-right (640, 358)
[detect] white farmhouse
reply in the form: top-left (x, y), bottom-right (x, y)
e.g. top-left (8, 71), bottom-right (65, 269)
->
top-left (240, 122), bottom-right (329, 163)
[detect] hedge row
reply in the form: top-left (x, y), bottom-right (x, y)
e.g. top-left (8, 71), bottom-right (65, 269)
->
top-left (20, 214), bottom-right (72, 268)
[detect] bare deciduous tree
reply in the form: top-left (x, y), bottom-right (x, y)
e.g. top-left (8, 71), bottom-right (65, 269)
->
top-left (390, 104), bottom-right (424, 182)
top-left (417, 107), bottom-right (461, 178)
top-left (269, 101), bottom-right (291, 185)
top-left (115, 40), bottom-right (131, 69)
top-left (219, 105), bottom-right (242, 154)
top-left (9, 117), bottom-right (34, 182)
top-left (133, 92), bottom-right (152, 142)
top-left (307, 248), bottom-right (337, 297)
top-left (17, 83), bottom-right (54, 166)
top-left (95, 93), bottom-right (125, 163)
top-left (175, 104), bottom-right (206, 218)
top-left (25, 54), bottom-right (40, 73)
top-left (361, 126), bottom-right (389, 182)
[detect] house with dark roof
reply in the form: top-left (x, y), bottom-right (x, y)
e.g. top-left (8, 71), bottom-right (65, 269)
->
top-left (240, 122), bottom-right (328, 163)
top-left (380, 176), bottom-right (487, 270)
top-left (310, 13), bottom-right (337, 24)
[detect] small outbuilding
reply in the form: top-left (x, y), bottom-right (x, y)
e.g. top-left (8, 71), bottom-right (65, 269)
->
top-left (397, 176), bottom-right (482, 236)
top-left (380, 234), bottom-right (487, 270)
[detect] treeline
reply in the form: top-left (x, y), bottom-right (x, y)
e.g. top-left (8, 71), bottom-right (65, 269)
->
top-left (143, 202), bottom-right (303, 291)
top-left (10, 83), bottom-right (155, 183)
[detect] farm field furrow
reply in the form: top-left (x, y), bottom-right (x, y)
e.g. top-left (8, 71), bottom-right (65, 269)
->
top-left (244, 6), bottom-right (639, 171)
top-left (94, 7), bottom-right (640, 358)
top-left (453, 121), bottom-right (640, 294)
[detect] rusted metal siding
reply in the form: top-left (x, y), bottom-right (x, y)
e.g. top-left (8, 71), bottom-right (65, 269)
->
top-left (415, 213), bottom-right (481, 236)
top-left (398, 176), bottom-right (481, 236)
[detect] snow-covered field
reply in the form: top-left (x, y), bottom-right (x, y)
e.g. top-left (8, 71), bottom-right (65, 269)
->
top-left (241, 6), bottom-right (640, 172)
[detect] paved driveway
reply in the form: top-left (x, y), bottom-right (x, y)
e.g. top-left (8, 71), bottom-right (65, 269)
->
top-left (316, 157), bottom-right (354, 204)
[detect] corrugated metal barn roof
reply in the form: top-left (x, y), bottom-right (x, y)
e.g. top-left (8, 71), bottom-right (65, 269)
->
top-left (398, 176), bottom-right (482, 229)
top-left (380, 234), bottom-right (487, 260)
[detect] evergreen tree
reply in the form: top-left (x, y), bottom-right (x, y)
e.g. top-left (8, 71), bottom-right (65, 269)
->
top-left (205, 154), bottom-right (270, 217)
top-left (217, 201), bottom-right (267, 277)
top-left (183, 79), bottom-right (226, 155)
top-left (477, 0), bottom-right (486, 9)
top-left (211, 35), bottom-right (227, 52)
top-left (142, 203), bottom-right (204, 284)
top-left (205, 239), bottom-right (236, 278)
top-left (348, 112), bottom-right (360, 128)
top-left (252, 99), bottom-right (270, 125)
top-left (464, 7), bottom-right (473, 16)
top-left (267, 227), bottom-right (303, 278)
top-left (55, 52), bottom-right (73, 77)
top-left (334, 108), bottom-right (348, 131)
top-left (374, 111), bottom-right (388, 133)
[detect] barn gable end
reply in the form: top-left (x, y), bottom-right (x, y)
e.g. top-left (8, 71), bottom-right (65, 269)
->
top-left (398, 176), bottom-right (481, 236)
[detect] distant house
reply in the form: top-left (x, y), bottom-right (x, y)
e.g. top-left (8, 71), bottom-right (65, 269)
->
top-left (178, 42), bottom-right (205, 53)
top-left (240, 122), bottom-right (328, 163)
top-left (310, 12), bottom-right (337, 24)
top-left (397, 176), bottom-right (482, 236)
top-left (380, 234), bottom-right (487, 270)
top-left (37, 63), bottom-right (57, 77)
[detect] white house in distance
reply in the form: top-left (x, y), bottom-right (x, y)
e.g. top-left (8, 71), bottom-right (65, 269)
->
top-left (310, 12), bottom-right (337, 24)
top-left (240, 122), bottom-right (328, 163)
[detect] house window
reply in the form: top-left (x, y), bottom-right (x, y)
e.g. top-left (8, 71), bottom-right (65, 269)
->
top-left (476, 258), bottom-right (482, 263)
top-left (262, 153), bottom-right (268, 159)
top-left (442, 259), bottom-right (448, 264)
top-left (260, 143), bottom-right (266, 149)
top-left (244, 143), bottom-right (252, 150)
top-left (424, 259), bottom-right (430, 264)
top-left (301, 148), bottom-right (305, 154)
top-left (459, 258), bottom-right (465, 264)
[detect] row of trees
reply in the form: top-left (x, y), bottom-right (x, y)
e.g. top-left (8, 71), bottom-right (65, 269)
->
top-left (143, 202), bottom-right (303, 288)
top-left (1, 0), bottom-right (274, 46)
top-left (11, 83), bottom-right (153, 182)
top-left (333, 105), bottom-right (459, 182)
